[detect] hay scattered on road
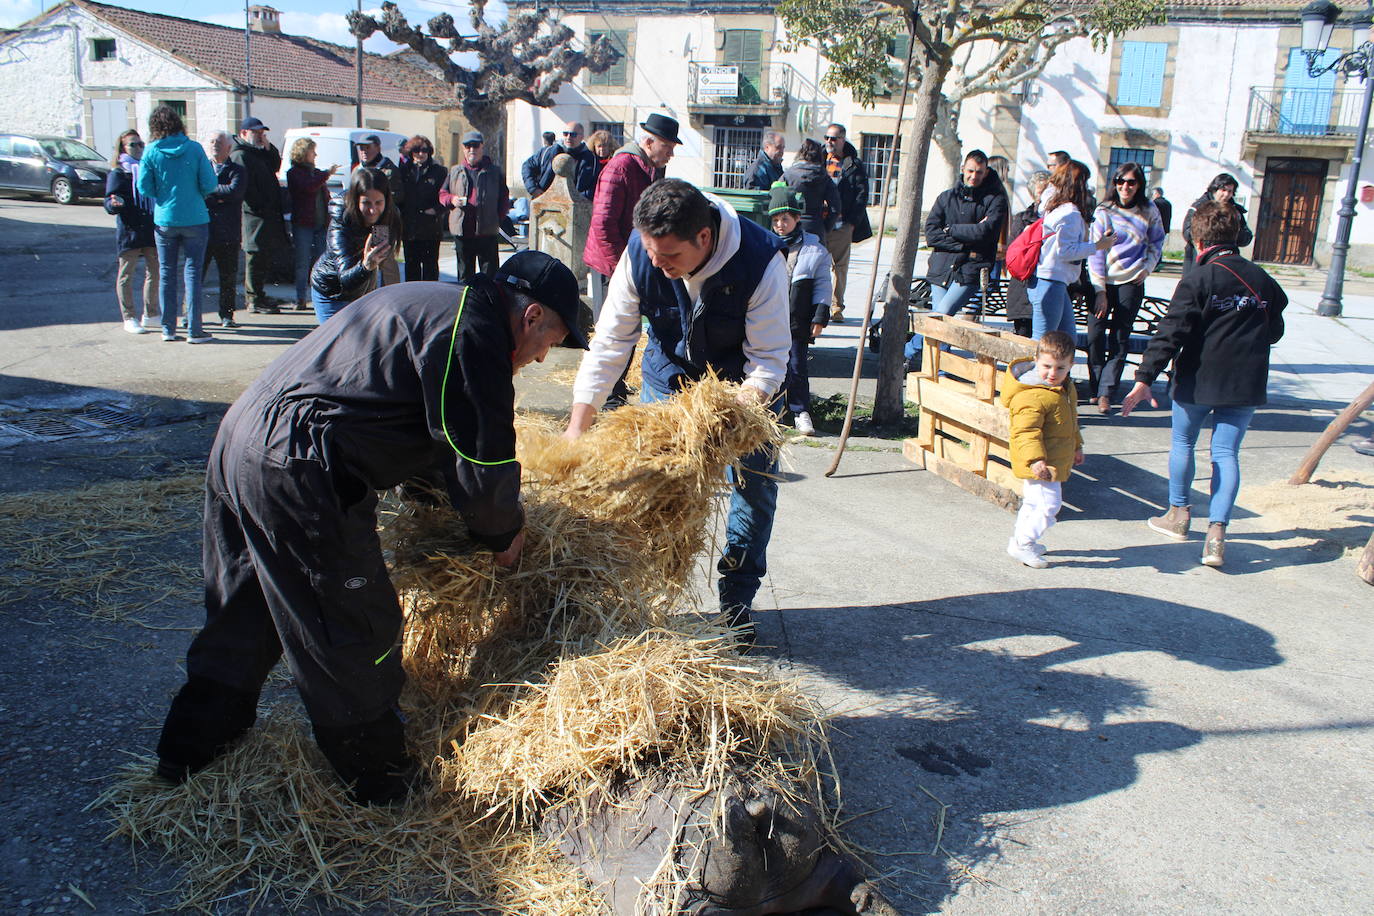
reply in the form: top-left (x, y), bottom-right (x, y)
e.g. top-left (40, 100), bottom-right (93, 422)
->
top-left (0, 473), bottom-right (203, 621)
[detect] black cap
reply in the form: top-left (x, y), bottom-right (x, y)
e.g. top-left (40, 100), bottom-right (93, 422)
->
top-left (360, 134), bottom-right (381, 146)
top-left (238, 116), bottom-right (267, 131)
top-left (639, 113), bottom-right (682, 145)
top-left (494, 251), bottom-right (589, 349)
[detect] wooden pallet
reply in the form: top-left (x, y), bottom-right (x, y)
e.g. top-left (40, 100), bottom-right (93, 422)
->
top-left (902, 313), bottom-right (1037, 512)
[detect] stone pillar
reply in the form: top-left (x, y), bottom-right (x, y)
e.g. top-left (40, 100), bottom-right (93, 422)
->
top-left (531, 152), bottom-right (591, 286)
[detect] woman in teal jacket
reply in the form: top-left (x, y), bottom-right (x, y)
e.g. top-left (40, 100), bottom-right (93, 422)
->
top-left (137, 105), bottom-right (217, 343)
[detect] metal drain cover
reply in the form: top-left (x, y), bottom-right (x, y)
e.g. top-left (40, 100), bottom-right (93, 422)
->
top-left (0, 402), bottom-right (146, 441)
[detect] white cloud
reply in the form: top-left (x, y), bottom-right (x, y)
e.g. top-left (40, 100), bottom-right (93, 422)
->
top-left (0, 0), bottom-right (44, 29)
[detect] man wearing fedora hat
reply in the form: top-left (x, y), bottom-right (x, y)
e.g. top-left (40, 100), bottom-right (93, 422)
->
top-left (153, 251), bottom-right (585, 806)
top-left (567, 178), bottom-right (791, 645)
top-left (584, 113), bottom-right (681, 279)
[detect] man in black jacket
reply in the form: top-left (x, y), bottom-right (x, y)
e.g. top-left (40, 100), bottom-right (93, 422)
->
top-left (747, 131), bottom-right (785, 191)
top-left (521, 131), bottom-right (558, 198)
top-left (154, 251), bottom-right (587, 806)
top-left (923, 149), bottom-right (1008, 317)
top-left (202, 130), bottom-right (245, 329)
top-left (540, 121), bottom-right (599, 201)
top-left (229, 117), bottom-right (288, 314)
top-left (822, 123), bottom-right (873, 321)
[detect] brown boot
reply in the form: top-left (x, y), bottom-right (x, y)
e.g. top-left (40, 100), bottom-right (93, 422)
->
top-left (1201, 523), bottom-right (1226, 567)
top-left (1148, 505), bottom-right (1191, 541)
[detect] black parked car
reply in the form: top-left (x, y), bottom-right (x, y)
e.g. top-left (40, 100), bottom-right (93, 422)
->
top-left (0, 133), bottom-right (110, 204)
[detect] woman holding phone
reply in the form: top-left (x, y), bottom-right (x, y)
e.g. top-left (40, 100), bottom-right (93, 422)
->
top-left (309, 167), bottom-right (399, 322)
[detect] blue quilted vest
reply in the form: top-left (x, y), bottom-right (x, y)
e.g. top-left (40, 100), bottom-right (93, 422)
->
top-left (627, 214), bottom-right (786, 393)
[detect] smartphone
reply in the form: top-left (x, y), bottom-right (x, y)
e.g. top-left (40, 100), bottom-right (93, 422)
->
top-left (370, 225), bottom-right (390, 247)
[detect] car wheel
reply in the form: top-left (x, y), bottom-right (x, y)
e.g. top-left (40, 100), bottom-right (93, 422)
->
top-left (51, 176), bottom-right (74, 205)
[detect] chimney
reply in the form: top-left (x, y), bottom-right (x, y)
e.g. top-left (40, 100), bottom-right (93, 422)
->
top-left (248, 5), bottom-right (281, 34)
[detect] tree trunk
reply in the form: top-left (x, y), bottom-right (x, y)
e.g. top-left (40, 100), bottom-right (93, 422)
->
top-left (1288, 379), bottom-right (1374, 485)
top-left (872, 56), bottom-right (951, 425)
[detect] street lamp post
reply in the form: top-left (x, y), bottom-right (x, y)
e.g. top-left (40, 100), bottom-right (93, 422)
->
top-left (1301, 0), bottom-right (1374, 318)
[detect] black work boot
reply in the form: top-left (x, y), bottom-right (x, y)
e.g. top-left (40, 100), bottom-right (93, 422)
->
top-left (155, 676), bottom-right (261, 783)
top-left (313, 708), bottom-right (421, 806)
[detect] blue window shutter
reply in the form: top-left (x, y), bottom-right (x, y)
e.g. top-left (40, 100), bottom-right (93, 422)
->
top-left (1117, 41), bottom-right (1167, 107)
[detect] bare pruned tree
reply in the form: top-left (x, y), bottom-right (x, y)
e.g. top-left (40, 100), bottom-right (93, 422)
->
top-left (347, 0), bottom-right (620, 137)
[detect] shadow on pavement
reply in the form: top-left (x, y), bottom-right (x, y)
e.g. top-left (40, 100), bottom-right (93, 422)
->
top-left (763, 589), bottom-right (1280, 910)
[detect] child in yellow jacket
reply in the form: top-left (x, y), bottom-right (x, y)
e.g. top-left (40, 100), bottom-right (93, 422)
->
top-left (1001, 330), bottom-right (1084, 567)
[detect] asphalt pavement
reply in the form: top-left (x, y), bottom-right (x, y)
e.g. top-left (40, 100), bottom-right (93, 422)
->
top-left (1, 195), bottom-right (1371, 914)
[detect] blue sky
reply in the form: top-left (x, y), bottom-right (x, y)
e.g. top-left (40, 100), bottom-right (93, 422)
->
top-left (2, 0), bottom-right (508, 53)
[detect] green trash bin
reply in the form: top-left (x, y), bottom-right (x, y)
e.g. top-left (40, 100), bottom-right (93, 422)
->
top-left (702, 186), bottom-right (771, 229)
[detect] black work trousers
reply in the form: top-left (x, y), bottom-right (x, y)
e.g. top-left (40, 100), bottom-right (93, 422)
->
top-left (403, 239), bottom-right (442, 282)
top-left (203, 241), bottom-right (240, 319)
top-left (1085, 281), bottom-right (1145, 402)
top-left (454, 235), bottom-right (499, 284)
top-left (184, 430), bottom-right (405, 730)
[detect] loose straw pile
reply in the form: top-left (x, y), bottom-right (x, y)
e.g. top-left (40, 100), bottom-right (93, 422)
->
top-left (101, 376), bottom-right (839, 914)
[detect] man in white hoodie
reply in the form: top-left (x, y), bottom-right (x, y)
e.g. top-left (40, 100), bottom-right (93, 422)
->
top-left (565, 179), bottom-right (791, 641)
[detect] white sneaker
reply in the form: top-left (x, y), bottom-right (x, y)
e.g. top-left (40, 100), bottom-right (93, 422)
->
top-left (794, 411), bottom-right (815, 436)
top-left (123, 318), bottom-right (147, 335)
top-left (141, 315), bottom-right (160, 329)
top-left (1007, 538), bottom-right (1049, 569)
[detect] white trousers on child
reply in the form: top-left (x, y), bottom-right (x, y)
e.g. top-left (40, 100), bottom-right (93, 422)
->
top-left (1014, 480), bottom-right (1062, 546)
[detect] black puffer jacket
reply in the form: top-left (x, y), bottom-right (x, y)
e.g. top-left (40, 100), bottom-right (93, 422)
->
top-left (782, 160), bottom-right (840, 239)
top-left (104, 168), bottom-right (155, 251)
top-left (1135, 246), bottom-right (1286, 407)
top-left (311, 196), bottom-right (400, 302)
top-left (924, 172), bottom-right (1009, 287)
top-left (832, 141), bottom-right (873, 243)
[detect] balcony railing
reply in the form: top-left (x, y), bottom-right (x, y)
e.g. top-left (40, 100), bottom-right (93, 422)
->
top-left (1246, 85), bottom-right (1364, 139)
top-left (687, 61), bottom-right (793, 108)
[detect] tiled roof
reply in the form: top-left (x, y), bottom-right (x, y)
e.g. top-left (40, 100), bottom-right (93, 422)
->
top-left (74, 0), bottom-right (458, 110)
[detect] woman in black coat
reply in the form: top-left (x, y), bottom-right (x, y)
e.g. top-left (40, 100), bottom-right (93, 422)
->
top-left (397, 135), bottom-right (447, 282)
top-left (1121, 201), bottom-right (1286, 569)
top-left (782, 139), bottom-right (841, 239)
top-left (310, 167), bottom-right (400, 322)
top-left (1181, 172), bottom-right (1253, 278)
top-left (104, 129), bottom-right (159, 334)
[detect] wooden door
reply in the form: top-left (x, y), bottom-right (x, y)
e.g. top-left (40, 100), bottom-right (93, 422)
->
top-left (1254, 158), bottom-right (1327, 264)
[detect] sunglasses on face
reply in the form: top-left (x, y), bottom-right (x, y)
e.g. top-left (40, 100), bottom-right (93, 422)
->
top-left (128, 141), bottom-right (145, 148)
top-left (562, 131), bottom-right (580, 136)
top-left (1115, 178), bottom-right (1140, 186)
top-left (825, 135), bottom-right (842, 141)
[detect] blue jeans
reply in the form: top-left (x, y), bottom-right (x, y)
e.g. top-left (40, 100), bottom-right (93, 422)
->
top-left (311, 287), bottom-right (349, 324)
top-left (154, 223), bottom-right (209, 337)
top-left (1168, 399), bottom-right (1257, 526)
top-left (929, 281), bottom-right (977, 317)
top-left (785, 332), bottom-right (812, 415)
top-left (910, 282), bottom-right (978, 360)
top-left (1027, 277), bottom-right (1076, 340)
top-left (641, 379), bottom-right (779, 611)
top-left (293, 223), bottom-right (327, 304)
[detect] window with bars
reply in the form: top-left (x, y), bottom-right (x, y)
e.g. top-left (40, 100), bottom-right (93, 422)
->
top-left (861, 133), bottom-right (901, 207)
top-left (588, 30), bottom-right (630, 88)
top-left (712, 127), bottom-right (763, 189)
top-left (1108, 147), bottom-right (1155, 185)
top-left (590, 121), bottom-right (625, 147)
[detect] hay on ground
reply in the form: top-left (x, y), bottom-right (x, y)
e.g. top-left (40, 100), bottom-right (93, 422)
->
top-left (104, 376), bottom-right (839, 914)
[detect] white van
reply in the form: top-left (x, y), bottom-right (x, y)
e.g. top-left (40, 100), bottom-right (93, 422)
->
top-left (275, 127), bottom-right (412, 192)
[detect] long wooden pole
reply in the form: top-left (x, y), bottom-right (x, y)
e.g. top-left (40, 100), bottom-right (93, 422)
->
top-left (1288, 379), bottom-right (1374, 485)
top-left (824, 34), bottom-right (916, 478)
